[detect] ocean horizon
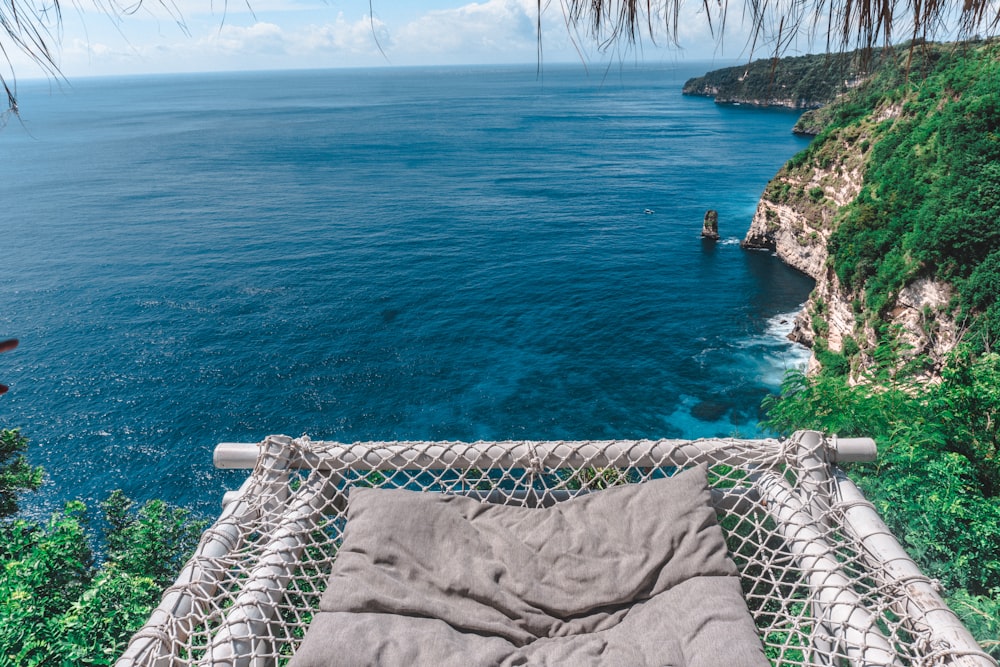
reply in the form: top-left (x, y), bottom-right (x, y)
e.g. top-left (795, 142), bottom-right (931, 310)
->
top-left (0, 63), bottom-right (814, 517)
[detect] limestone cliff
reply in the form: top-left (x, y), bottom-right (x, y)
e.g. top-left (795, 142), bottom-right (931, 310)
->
top-left (742, 96), bottom-right (960, 380)
top-left (701, 39), bottom-right (1000, 381)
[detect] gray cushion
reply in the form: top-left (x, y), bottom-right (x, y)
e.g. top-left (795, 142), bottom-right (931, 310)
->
top-left (290, 465), bottom-right (768, 666)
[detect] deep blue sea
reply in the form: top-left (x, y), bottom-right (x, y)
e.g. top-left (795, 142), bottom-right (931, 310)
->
top-left (1, 64), bottom-right (814, 517)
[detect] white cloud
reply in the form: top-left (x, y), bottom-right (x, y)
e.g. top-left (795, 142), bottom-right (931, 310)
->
top-left (393, 0), bottom-right (537, 56)
top-left (184, 0), bottom-right (564, 69)
top-left (14, 0), bottom-right (749, 78)
top-left (66, 38), bottom-right (116, 58)
top-left (293, 13), bottom-right (392, 56)
top-left (210, 21), bottom-right (286, 54)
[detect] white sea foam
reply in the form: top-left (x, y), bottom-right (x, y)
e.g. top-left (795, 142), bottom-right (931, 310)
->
top-left (765, 307), bottom-right (803, 340)
top-left (727, 304), bottom-right (811, 389)
top-left (762, 305), bottom-right (811, 381)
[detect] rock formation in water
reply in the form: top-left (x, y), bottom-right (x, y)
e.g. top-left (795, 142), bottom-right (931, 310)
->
top-left (701, 210), bottom-right (720, 240)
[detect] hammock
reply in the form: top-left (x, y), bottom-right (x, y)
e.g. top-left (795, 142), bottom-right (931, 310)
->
top-left (116, 431), bottom-right (996, 666)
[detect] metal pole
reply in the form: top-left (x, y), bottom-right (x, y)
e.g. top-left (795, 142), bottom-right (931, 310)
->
top-left (199, 472), bottom-right (338, 667)
top-left (116, 436), bottom-right (296, 667)
top-left (756, 470), bottom-right (903, 666)
top-left (213, 437), bottom-right (786, 472)
top-left (834, 470), bottom-right (997, 667)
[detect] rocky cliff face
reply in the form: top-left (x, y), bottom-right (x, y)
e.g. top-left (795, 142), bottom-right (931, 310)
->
top-left (682, 51), bottom-right (875, 114)
top-left (743, 101), bottom-right (959, 380)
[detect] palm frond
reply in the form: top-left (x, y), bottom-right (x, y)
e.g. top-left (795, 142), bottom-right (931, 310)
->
top-left (562, 0), bottom-right (999, 54)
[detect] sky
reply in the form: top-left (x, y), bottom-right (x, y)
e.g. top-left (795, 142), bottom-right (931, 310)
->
top-left (3, 0), bottom-right (793, 79)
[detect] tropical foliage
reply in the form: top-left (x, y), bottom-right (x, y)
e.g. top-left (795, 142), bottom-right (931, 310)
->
top-left (762, 350), bottom-right (1000, 656)
top-left (828, 41), bottom-right (1000, 334)
top-left (757, 39), bottom-right (1000, 657)
top-left (0, 428), bottom-right (43, 518)
top-left (0, 429), bottom-right (206, 666)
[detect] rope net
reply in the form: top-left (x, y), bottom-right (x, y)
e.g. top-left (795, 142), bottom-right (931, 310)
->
top-left (118, 432), bottom-right (996, 667)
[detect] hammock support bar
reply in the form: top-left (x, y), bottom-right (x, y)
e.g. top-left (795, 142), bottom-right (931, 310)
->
top-left (834, 470), bottom-right (991, 667)
top-left (117, 437), bottom-right (300, 667)
top-left (213, 435), bottom-right (879, 472)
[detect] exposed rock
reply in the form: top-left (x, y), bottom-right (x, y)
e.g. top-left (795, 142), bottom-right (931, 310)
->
top-left (701, 210), bottom-right (720, 240)
top-left (882, 278), bottom-right (958, 380)
top-left (682, 51), bottom-right (878, 111)
top-left (740, 99), bottom-right (962, 380)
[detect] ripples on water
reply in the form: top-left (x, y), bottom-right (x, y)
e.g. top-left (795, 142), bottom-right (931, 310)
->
top-left (0, 65), bottom-right (813, 515)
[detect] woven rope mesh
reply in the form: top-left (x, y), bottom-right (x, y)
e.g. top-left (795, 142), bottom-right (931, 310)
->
top-left (118, 433), bottom-right (996, 667)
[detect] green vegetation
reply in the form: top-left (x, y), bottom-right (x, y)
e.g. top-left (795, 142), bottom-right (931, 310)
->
top-left (0, 428), bottom-right (206, 665)
top-left (0, 429), bottom-right (43, 518)
top-left (757, 39), bottom-right (1000, 657)
top-left (682, 50), bottom-right (885, 112)
top-left (762, 350), bottom-right (1000, 657)
top-left (798, 41), bottom-right (1000, 356)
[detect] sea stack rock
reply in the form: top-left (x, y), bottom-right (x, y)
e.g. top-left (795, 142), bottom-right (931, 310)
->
top-left (702, 210), bottom-right (720, 240)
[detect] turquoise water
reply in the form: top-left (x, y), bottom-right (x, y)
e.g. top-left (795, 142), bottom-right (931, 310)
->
top-left (0, 64), bottom-right (813, 515)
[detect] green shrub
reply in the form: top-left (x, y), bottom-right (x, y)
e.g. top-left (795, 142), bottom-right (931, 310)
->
top-left (761, 349), bottom-right (1000, 653)
top-left (0, 429), bottom-right (43, 519)
top-left (947, 590), bottom-right (1000, 660)
top-left (842, 335), bottom-right (861, 358)
top-left (815, 348), bottom-right (850, 376)
top-left (0, 432), bottom-right (207, 665)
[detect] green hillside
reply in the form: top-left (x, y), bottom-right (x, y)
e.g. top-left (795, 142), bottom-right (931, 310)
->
top-left (682, 50), bottom-right (881, 115)
top-left (792, 40), bottom-right (1000, 365)
top-left (757, 39), bottom-right (1000, 656)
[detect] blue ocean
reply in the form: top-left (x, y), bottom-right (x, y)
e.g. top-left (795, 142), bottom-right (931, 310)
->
top-left (0, 64), bottom-right (813, 517)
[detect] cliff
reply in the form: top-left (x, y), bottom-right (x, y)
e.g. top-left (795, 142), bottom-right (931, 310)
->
top-left (742, 106), bottom-right (877, 375)
top-left (682, 51), bottom-right (878, 117)
top-left (741, 40), bottom-right (1000, 381)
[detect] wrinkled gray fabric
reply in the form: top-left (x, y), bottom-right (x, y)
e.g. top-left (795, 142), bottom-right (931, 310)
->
top-left (290, 465), bottom-right (768, 667)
